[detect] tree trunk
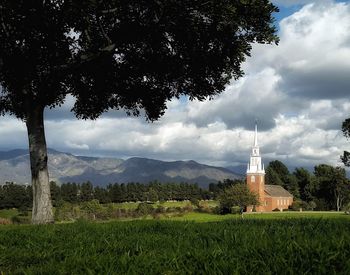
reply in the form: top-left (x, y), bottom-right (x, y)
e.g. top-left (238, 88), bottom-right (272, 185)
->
top-left (26, 107), bottom-right (54, 224)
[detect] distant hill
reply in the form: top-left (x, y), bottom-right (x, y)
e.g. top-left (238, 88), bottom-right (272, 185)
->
top-left (0, 149), bottom-right (241, 188)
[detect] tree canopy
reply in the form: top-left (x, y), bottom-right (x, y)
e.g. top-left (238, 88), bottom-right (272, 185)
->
top-left (0, 0), bottom-right (278, 223)
top-left (0, 0), bottom-right (279, 120)
top-left (218, 184), bottom-right (259, 214)
top-left (341, 118), bottom-right (350, 166)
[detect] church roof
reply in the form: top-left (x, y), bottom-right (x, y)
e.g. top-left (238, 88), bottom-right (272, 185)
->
top-left (264, 185), bottom-right (293, 198)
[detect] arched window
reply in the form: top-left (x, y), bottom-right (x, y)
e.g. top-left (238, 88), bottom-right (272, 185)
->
top-left (251, 176), bottom-right (255, 182)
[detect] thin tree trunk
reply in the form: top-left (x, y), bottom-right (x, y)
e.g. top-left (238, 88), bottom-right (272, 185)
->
top-left (26, 107), bottom-right (54, 224)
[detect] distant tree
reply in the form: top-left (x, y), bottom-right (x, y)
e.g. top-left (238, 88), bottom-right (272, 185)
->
top-left (0, 183), bottom-right (31, 209)
top-left (218, 184), bottom-right (259, 214)
top-left (293, 168), bottom-right (314, 202)
top-left (147, 188), bottom-right (158, 202)
top-left (79, 182), bottom-right (94, 202)
top-left (210, 179), bottom-right (245, 198)
top-left (50, 181), bottom-right (62, 207)
top-left (266, 160), bottom-right (289, 183)
top-left (265, 165), bottom-right (283, 186)
top-left (0, 0), bottom-right (278, 224)
top-left (314, 165), bottom-right (350, 211)
top-left (284, 174), bottom-right (300, 198)
top-left (107, 183), bottom-right (123, 203)
top-left (60, 183), bottom-right (78, 203)
top-left (94, 186), bottom-right (110, 204)
top-left (341, 118), bottom-right (350, 166)
top-left (266, 160), bottom-right (299, 197)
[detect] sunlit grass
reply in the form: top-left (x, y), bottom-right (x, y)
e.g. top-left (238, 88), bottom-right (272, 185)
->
top-left (1, 214), bottom-right (350, 274)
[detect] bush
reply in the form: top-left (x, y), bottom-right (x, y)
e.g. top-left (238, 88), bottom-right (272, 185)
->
top-left (231, 206), bottom-right (241, 214)
top-left (80, 200), bottom-right (108, 220)
top-left (136, 203), bottom-right (154, 216)
top-left (190, 198), bottom-right (200, 208)
top-left (306, 201), bottom-right (317, 211)
top-left (54, 202), bottom-right (75, 221)
top-left (10, 215), bottom-right (30, 224)
top-left (289, 200), bottom-right (308, 211)
top-left (183, 203), bottom-right (193, 212)
top-left (0, 218), bottom-right (11, 225)
top-left (155, 205), bottom-right (165, 214)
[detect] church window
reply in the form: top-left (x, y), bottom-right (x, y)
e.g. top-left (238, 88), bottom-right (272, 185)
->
top-left (251, 176), bottom-right (255, 182)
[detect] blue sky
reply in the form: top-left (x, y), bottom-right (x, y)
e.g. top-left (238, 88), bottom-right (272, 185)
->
top-left (1, 0), bottom-right (350, 170)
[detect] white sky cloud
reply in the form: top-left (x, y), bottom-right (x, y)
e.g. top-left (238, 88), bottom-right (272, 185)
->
top-left (0, 0), bottom-right (350, 171)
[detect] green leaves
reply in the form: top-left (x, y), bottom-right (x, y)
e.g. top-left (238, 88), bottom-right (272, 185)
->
top-left (0, 0), bottom-right (279, 121)
top-left (218, 183), bottom-right (259, 211)
top-left (341, 118), bottom-right (350, 166)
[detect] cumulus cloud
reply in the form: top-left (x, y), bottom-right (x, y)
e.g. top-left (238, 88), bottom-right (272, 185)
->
top-left (272, 0), bottom-right (330, 7)
top-left (187, 0), bottom-right (350, 130)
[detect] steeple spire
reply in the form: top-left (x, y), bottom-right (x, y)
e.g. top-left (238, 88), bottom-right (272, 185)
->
top-left (247, 120), bottom-right (265, 174)
top-left (254, 120), bottom-right (258, 147)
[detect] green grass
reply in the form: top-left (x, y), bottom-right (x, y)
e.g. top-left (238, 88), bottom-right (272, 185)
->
top-left (156, 200), bottom-right (192, 208)
top-left (163, 212), bottom-right (238, 222)
top-left (1, 214), bottom-right (350, 274)
top-left (162, 211), bottom-right (350, 222)
top-left (109, 200), bottom-right (192, 210)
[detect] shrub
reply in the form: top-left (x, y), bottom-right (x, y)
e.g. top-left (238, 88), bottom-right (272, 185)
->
top-left (155, 206), bottom-right (165, 214)
top-left (231, 206), bottom-right (241, 214)
top-left (0, 218), bottom-right (11, 225)
top-left (307, 201), bottom-right (317, 211)
top-left (190, 198), bottom-right (200, 208)
top-left (54, 202), bottom-right (75, 221)
top-left (10, 215), bottom-right (30, 224)
top-left (183, 204), bottom-right (193, 212)
top-left (289, 200), bottom-right (308, 211)
top-left (80, 200), bottom-right (107, 220)
top-left (136, 203), bottom-right (154, 216)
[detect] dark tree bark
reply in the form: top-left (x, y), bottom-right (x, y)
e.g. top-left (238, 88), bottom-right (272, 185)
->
top-left (26, 107), bottom-right (54, 224)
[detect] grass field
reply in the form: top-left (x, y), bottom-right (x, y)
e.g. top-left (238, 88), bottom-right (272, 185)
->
top-left (161, 211), bottom-right (350, 222)
top-left (1, 213), bottom-right (350, 274)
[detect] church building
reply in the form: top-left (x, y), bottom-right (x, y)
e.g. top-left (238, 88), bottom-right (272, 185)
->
top-left (246, 123), bottom-right (293, 212)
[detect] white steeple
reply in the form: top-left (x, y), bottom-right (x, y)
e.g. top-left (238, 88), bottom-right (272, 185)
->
top-left (247, 121), bottom-right (265, 174)
top-left (254, 122), bottom-right (258, 147)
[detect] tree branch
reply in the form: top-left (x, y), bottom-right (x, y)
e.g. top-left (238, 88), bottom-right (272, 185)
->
top-left (53, 43), bottom-right (116, 72)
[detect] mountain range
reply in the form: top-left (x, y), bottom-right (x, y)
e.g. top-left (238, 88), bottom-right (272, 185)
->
top-left (0, 149), bottom-right (241, 188)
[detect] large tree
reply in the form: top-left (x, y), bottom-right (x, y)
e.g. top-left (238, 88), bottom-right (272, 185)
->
top-left (218, 184), bottom-right (259, 214)
top-left (0, 0), bottom-right (278, 223)
top-left (266, 160), bottom-right (300, 197)
top-left (314, 164), bottom-right (350, 211)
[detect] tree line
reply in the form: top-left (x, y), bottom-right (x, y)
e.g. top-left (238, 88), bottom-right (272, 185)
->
top-left (265, 161), bottom-right (350, 211)
top-left (0, 181), bottom-right (212, 210)
top-left (1, 161), bottom-right (349, 212)
top-left (210, 162), bottom-right (350, 211)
